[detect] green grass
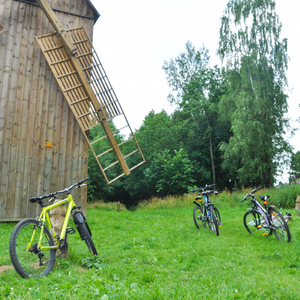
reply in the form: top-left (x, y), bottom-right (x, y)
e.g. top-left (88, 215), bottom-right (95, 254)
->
top-left (1, 197), bottom-right (300, 299)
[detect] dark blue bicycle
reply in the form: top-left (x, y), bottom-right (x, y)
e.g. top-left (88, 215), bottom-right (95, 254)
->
top-left (191, 184), bottom-right (222, 236)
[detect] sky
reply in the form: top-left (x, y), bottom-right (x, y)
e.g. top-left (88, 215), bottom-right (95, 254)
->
top-left (91, 0), bottom-right (300, 181)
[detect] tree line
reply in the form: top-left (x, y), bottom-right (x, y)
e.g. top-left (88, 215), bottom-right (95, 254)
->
top-left (88, 0), bottom-right (299, 207)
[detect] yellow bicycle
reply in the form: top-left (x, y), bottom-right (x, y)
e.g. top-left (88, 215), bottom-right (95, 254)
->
top-left (9, 177), bottom-right (97, 278)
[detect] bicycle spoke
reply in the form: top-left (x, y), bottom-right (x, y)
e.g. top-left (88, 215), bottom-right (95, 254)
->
top-left (9, 219), bottom-right (56, 278)
top-left (269, 207), bottom-right (291, 242)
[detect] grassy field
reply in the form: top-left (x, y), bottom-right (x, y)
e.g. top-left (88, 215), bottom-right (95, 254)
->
top-left (1, 192), bottom-right (300, 299)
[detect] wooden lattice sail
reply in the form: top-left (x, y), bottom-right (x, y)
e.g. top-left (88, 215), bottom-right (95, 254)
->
top-left (0, 21), bottom-right (5, 34)
top-left (35, 0), bottom-right (145, 184)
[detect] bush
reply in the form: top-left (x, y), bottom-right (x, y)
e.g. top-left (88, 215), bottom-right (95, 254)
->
top-left (272, 182), bottom-right (300, 208)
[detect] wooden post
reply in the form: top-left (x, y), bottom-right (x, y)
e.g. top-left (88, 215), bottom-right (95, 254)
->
top-left (50, 200), bottom-right (68, 258)
top-left (295, 196), bottom-right (300, 216)
top-left (117, 201), bottom-right (120, 212)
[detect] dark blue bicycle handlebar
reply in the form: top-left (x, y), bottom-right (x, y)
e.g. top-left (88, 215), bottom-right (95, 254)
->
top-left (190, 183), bottom-right (217, 194)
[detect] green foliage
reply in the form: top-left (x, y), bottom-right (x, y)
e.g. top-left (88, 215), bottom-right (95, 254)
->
top-left (162, 41), bottom-right (210, 105)
top-left (144, 149), bottom-right (195, 197)
top-left (218, 0), bottom-right (291, 187)
top-left (218, 0), bottom-right (288, 75)
top-left (87, 122), bottom-right (126, 202)
top-left (87, 153), bottom-right (115, 201)
top-left (289, 151), bottom-right (300, 180)
top-left (133, 110), bottom-right (184, 158)
top-left (163, 44), bottom-right (233, 190)
top-left (81, 256), bottom-right (105, 269)
top-left (122, 110), bottom-right (186, 203)
top-left (273, 182), bottom-right (300, 208)
top-left (87, 110), bottom-right (198, 205)
top-left (180, 66), bottom-right (233, 188)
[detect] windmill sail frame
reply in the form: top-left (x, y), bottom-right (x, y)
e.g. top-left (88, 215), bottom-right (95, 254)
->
top-left (36, 27), bottom-right (145, 184)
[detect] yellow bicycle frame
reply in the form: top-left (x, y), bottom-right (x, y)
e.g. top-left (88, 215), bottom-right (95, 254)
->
top-left (26, 194), bottom-right (76, 252)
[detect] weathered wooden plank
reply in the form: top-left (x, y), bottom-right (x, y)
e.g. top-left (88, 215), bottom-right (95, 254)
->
top-left (71, 109), bottom-right (80, 188)
top-left (63, 5), bottom-right (74, 184)
top-left (80, 126), bottom-right (89, 212)
top-left (57, 99), bottom-right (69, 186)
top-left (10, 1), bottom-right (27, 216)
top-left (25, 3), bottom-right (43, 218)
top-left (14, 2), bottom-right (33, 218)
top-left (43, 70), bottom-right (56, 194)
top-left (20, 4), bottom-right (37, 218)
top-left (5, 0), bottom-right (26, 219)
top-left (0, 21), bottom-right (4, 34)
top-left (50, 85), bottom-right (61, 193)
top-left (0, 0), bottom-right (12, 219)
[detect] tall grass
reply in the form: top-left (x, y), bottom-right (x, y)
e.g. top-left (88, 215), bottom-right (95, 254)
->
top-left (214, 185), bottom-right (300, 209)
top-left (136, 194), bottom-right (195, 210)
top-left (87, 183), bottom-right (300, 212)
top-left (126, 184), bottom-right (300, 211)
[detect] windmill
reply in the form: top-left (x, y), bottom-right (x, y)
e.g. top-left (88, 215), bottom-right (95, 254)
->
top-left (0, 0), bottom-right (144, 221)
top-left (35, 0), bottom-right (145, 184)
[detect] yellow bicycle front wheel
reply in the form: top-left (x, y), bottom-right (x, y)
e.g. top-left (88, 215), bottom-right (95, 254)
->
top-left (9, 218), bottom-right (56, 278)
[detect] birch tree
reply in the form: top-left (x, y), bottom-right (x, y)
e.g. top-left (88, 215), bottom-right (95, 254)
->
top-left (218, 0), bottom-right (291, 187)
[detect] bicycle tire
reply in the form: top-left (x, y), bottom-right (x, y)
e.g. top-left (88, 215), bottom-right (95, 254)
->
top-left (243, 210), bottom-right (264, 235)
top-left (9, 218), bottom-right (56, 278)
top-left (269, 207), bottom-right (291, 242)
top-left (77, 222), bottom-right (98, 255)
top-left (208, 205), bottom-right (219, 236)
top-left (193, 206), bottom-right (205, 229)
top-left (213, 207), bottom-right (222, 227)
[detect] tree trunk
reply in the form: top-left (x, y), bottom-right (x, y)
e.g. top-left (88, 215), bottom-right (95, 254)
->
top-left (207, 117), bottom-right (216, 185)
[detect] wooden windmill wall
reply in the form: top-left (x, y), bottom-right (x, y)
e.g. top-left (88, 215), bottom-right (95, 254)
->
top-left (0, 0), bottom-right (99, 221)
top-left (0, 20), bottom-right (4, 34)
